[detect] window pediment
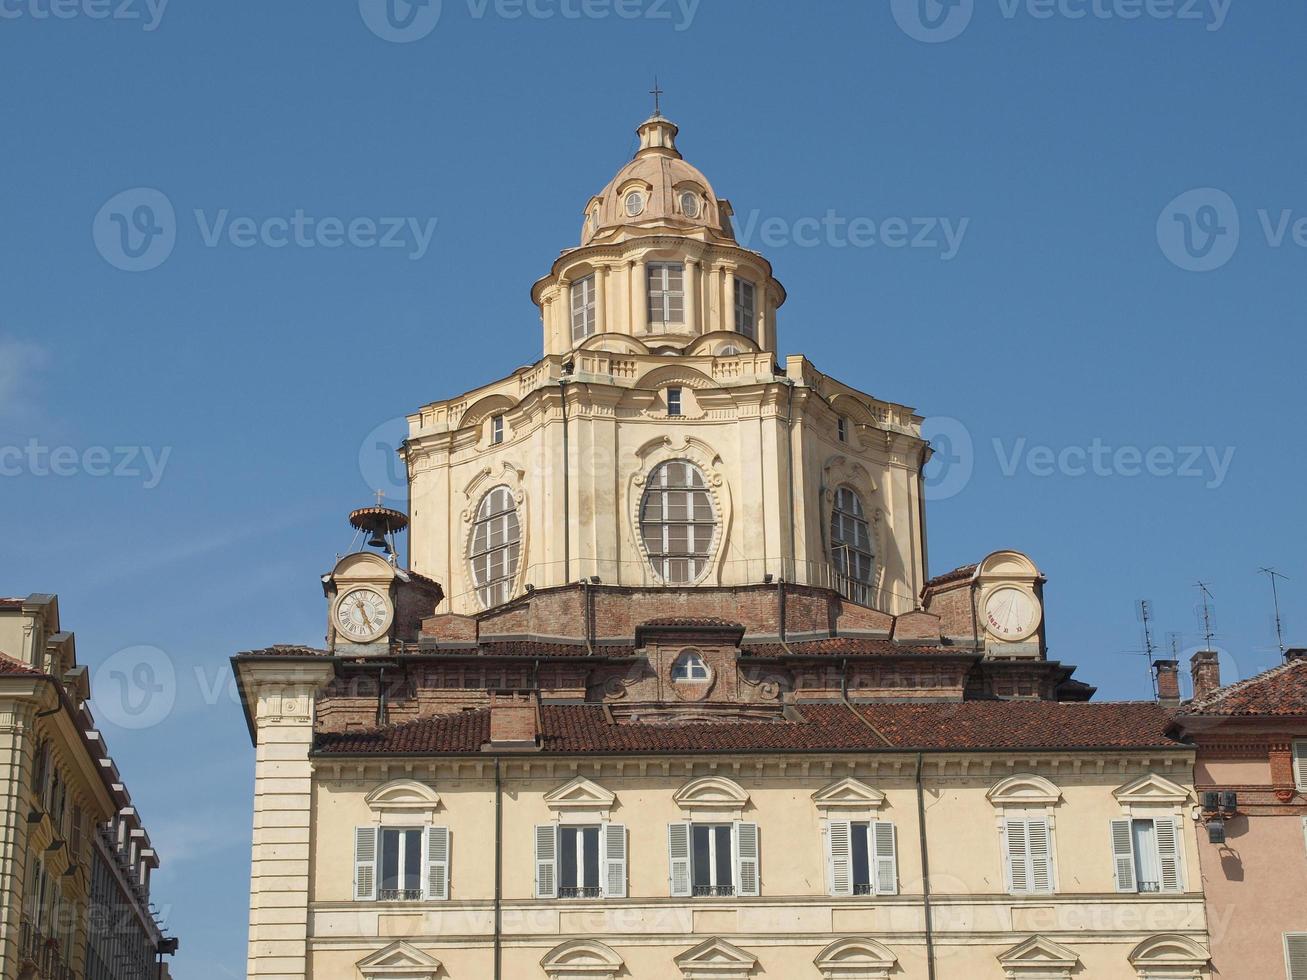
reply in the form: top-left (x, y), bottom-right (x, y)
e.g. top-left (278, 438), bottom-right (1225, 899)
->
top-left (1128, 934), bottom-right (1210, 977)
top-left (673, 775), bottom-right (749, 819)
top-left (988, 774), bottom-right (1062, 808)
top-left (544, 776), bottom-right (616, 820)
top-left (814, 937), bottom-right (897, 979)
top-left (675, 937), bottom-right (759, 979)
top-left (998, 936), bottom-right (1080, 978)
top-left (356, 941), bottom-right (443, 980)
top-left (1113, 773), bottom-right (1191, 813)
top-left (365, 780), bottom-right (441, 819)
top-left (541, 939), bottom-right (624, 979)
top-left (812, 777), bottom-right (886, 815)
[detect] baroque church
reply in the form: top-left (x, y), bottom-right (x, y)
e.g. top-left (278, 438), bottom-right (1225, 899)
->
top-left (234, 111), bottom-right (1214, 979)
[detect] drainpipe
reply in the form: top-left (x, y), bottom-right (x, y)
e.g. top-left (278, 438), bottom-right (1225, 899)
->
top-left (916, 753), bottom-right (937, 980)
top-left (559, 376), bottom-right (571, 585)
top-left (916, 444), bottom-right (930, 597)
top-left (778, 578), bottom-right (788, 647)
top-left (582, 579), bottom-right (594, 656)
top-left (491, 757), bottom-right (501, 980)
top-left (781, 378), bottom-right (797, 581)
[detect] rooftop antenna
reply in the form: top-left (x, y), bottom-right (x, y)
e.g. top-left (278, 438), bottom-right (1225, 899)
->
top-left (1137, 599), bottom-right (1158, 696)
top-left (1259, 567), bottom-right (1289, 659)
top-left (1196, 581), bottom-right (1217, 649)
top-left (649, 76), bottom-right (664, 117)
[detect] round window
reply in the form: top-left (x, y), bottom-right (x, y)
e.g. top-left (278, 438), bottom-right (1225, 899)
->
top-left (680, 191), bottom-right (700, 218)
top-left (624, 191), bottom-right (646, 217)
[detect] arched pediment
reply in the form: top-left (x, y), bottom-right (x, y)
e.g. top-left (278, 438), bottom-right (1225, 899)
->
top-left (456, 392), bottom-right (517, 432)
top-left (541, 939), bottom-right (625, 979)
top-left (812, 777), bottom-right (887, 814)
top-left (977, 550), bottom-right (1042, 582)
top-left (356, 941), bottom-right (443, 980)
top-left (1128, 934), bottom-right (1210, 976)
top-left (365, 779), bottom-right (441, 816)
top-left (673, 775), bottom-right (749, 818)
top-left (988, 774), bottom-right (1062, 808)
top-left (637, 362), bottom-right (718, 391)
top-left (827, 392), bottom-right (880, 427)
top-left (684, 331), bottom-right (761, 357)
top-left (577, 332), bottom-right (652, 356)
top-left (814, 937), bottom-right (897, 979)
top-left (674, 937), bottom-right (759, 979)
top-left (1113, 773), bottom-right (1191, 809)
top-left (998, 936), bottom-right (1080, 978)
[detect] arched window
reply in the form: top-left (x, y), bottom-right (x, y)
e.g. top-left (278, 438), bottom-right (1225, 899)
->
top-left (830, 487), bottom-right (873, 598)
top-left (640, 461), bottom-right (715, 584)
top-left (672, 650), bottom-right (709, 681)
top-left (469, 486), bottom-right (521, 608)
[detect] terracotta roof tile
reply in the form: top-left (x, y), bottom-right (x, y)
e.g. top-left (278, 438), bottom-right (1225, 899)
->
top-left (742, 637), bottom-right (972, 658)
top-left (1180, 659), bottom-right (1307, 716)
top-left (923, 564), bottom-right (977, 589)
top-left (638, 617), bottom-right (745, 629)
top-left (0, 653), bottom-right (41, 675)
top-left (237, 644), bottom-right (330, 658)
top-left (316, 699), bottom-right (1181, 756)
top-left (0, 598), bottom-right (25, 610)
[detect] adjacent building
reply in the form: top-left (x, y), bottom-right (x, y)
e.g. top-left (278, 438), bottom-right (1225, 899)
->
top-left (0, 594), bottom-right (178, 980)
top-left (235, 110), bottom-right (1215, 979)
top-left (1170, 650), bottom-right (1307, 979)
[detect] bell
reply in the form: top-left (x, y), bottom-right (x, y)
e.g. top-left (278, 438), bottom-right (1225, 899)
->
top-left (368, 529), bottom-right (389, 550)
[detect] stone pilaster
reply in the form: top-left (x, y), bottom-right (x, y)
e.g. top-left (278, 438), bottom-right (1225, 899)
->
top-left (242, 661), bottom-right (335, 980)
top-left (0, 689), bottom-right (38, 980)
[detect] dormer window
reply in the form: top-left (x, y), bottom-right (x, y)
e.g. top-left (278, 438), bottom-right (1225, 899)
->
top-left (571, 274), bottom-right (596, 342)
top-left (672, 650), bottom-right (709, 681)
top-left (647, 263), bottom-right (684, 326)
top-left (624, 191), bottom-right (645, 217)
top-left (837, 417), bottom-right (848, 443)
top-left (680, 191), bottom-right (701, 218)
top-left (734, 279), bottom-right (756, 340)
top-left (666, 387), bottom-right (683, 417)
top-left (491, 414), bottom-right (505, 445)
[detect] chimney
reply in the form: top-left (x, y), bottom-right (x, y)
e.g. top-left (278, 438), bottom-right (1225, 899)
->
top-left (1191, 650), bottom-right (1221, 700)
top-left (1154, 660), bottom-right (1180, 705)
top-left (1285, 647), bottom-right (1307, 663)
top-left (486, 693), bottom-right (539, 751)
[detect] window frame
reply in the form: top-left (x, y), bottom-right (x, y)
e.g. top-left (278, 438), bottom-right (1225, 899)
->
top-left (624, 190), bottom-right (645, 217)
top-left (672, 650), bottom-right (710, 681)
top-left (1287, 932), bottom-right (1307, 980)
top-left (666, 387), bottom-right (683, 417)
top-left (1002, 810), bottom-right (1056, 896)
top-left (647, 262), bottom-right (685, 327)
top-left (829, 486), bottom-right (875, 599)
top-left (680, 190), bottom-right (701, 218)
top-left (1294, 740), bottom-right (1307, 792)
top-left (377, 826), bottom-right (424, 902)
top-left (1111, 815), bottom-right (1185, 894)
top-left (734, 278), bottom-right (756, 339)
top-left (837, 417), bottom-right (848, 443)
top-left (557, 825), bottom-right (602, 899)
top-left (490, 414), bottom-right (505, 446)
top-left (690, 823), bottom-right (735, 897)
top-left (468, 485), bottom-right (522, 609)
top-left (638, 460), bottom-right (717, 585)
top-left (571, 274), bottom-right (596, 343)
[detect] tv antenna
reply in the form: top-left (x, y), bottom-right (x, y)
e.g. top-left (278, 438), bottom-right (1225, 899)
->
top-left (1196, 582), bottom-right (1216, 649)
top-left (1137, 600), bottom-right (1158, 695)
top-left (1259, 567), bottom-right (1289, 659)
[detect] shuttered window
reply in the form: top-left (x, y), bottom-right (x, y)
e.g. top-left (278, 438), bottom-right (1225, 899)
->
top-left (734, 279), bottom-right (756, 339)
top-left (669, 821), bottom-right (760, 897)
top-left (1286, 933), bottom-right (1307, 980)
top-left (425, 827), bottom-right (450, 900)
top-left (827, 820), bottom-right (898, 896)
top-left (1294, 741), bottom-right (1307, 791)
top-left (647, 263), bottom-right (684, 326)
top-left (355, 826), bottom-right (449, 901)
top-left (1110, 816), bottom-right (1184, 894)
top-left (536, 824), bottom-right (626, 900)
top-left (571, 274), bottom-right (596, 342)
top-left (354, 827), bottom-right (377, 901)
top-left (1004, 816), bottom-right (1054, 895)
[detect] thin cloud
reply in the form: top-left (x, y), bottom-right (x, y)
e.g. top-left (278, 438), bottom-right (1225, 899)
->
top-left (0, 337), bottom-right (49, 422)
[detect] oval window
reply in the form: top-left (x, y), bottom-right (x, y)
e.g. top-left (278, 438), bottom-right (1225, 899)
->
top-left (624, 190), bottom-right (646, 217)
top-left (680, 191), bottom-right (700, 218)
top-left (672, 649), bottom-right (710, 681)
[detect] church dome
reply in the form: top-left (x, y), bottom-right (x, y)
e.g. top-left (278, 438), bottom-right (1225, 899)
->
top-left (581, 114), bottom-right (736, 246)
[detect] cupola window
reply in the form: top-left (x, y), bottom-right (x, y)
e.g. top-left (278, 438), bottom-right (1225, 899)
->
top-left (491, 414), bottom-right (505, 445)
top-left (672, 650), bottom-right (709, 681)
top-left (830, 487), bottom-right (874, 602)
top-left (666, 387), bottom-right (683, 417)
top-left (571, 274), bottom-right (596, 343)
top-left (680, 191), bottom-right (701, 218)
top-left (734, 279), bottom-right (756, 340)
top-left (837, 417), bottom-right (848, 443)
top-left (647, 263), bottom-right (684, 327)
top-left (640, 460), bottom-right (715, 584)
top-left (469, 485), bottom-right (521, 608)
top-left (624, 191), bottom-right (646, 217)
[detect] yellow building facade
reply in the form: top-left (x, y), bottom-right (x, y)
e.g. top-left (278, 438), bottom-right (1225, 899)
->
top-left (235, 111), bottom-right (1214, 980)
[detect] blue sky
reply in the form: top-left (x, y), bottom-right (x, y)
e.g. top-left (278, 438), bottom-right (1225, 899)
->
top-left (2, 1), bottom-right (1304, 975)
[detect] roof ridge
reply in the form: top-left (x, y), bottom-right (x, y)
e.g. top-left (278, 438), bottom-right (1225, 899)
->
top-left (1183, 656), bottom-right (1304, 713)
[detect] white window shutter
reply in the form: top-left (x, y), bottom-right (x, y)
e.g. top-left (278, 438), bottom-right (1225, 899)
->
top-left (425, 826), bottom-right (449, 900)
top-left (354, 827), bottom-right (377, 901)
top-left (1286, 933), bottom-right (1307, 980)
top-left (1026, 818), bottom-right (1053, 895)
top-left (668, 822), bottom-right (691, 897)
top-left (1004, 819), bottom-right (1030, 894)
top-left (1155, 816), bottom-right (1183, 893)
top-left (734, 821), bottom-right (760, 897)
top-left (534, 824), bottom-right (558, 899)
top-left (827, 820), bottom-right (853, 897)
top-left (602, 823), bottom-right (627, 899)
top-left (1110, 818), bottom-right (1137, 893)
top-left (872, 821), bottom-right (898, 896)
top-left (1294, 742), bottom-right (1307, 790)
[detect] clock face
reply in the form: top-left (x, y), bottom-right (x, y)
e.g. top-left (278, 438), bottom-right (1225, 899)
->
top-left (335, 587), bottom-right (391, 642)
top-left (983, 587), bottom-right (1040, 642)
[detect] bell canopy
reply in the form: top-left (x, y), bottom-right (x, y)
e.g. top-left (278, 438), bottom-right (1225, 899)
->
top-left (581, 113), bottom-right (737, 247)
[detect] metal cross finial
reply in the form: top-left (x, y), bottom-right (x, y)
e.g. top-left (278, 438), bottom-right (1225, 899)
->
top-left (650, 77), bottom-right (664, 116)
top-left (374, 489), bottom-right (386, 507)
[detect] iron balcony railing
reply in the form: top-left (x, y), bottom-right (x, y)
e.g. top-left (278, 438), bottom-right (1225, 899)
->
top-left (19, 917), bottom-right (73, 980)
top-left (377, 888), bottom-right (423, 902)
top-left (558, 886), bottom-right (602, 899)
top-left (691, 884), bottom-right (735, 897)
